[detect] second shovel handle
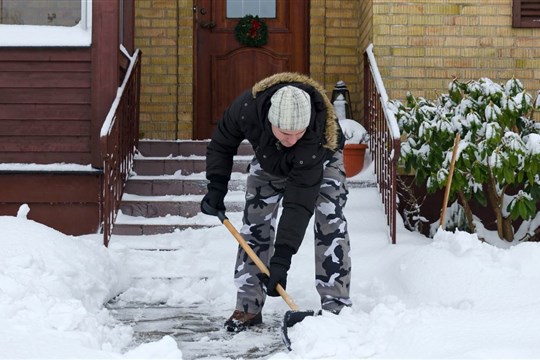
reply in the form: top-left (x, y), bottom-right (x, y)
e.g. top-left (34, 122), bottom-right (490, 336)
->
top-left (222, 217), bottom-right (299, 311)
top-left (440, 132), bottom-right (461, 228)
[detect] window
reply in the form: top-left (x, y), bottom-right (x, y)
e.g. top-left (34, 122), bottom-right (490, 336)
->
top-left (513, 0), bottom-right (540, 28)
top-left (226, 0), bottom-right (276, 18)
top-left (0, 0), bottom-right (91, 46)
top-left (0, 0), bottom-right (82, 26)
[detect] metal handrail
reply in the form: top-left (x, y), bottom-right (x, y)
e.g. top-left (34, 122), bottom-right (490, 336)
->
top-left (364, 44), bottom-right (401, 244)
top-left (99, 48), bottom-right (141, 247)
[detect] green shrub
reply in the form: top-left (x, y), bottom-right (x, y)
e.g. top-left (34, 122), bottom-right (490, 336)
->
top-left (390, 77), bottom-right (540, 241)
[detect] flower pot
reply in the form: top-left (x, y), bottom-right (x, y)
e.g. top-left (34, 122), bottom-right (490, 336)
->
top-left (343, 143), bottom-right (368, 177)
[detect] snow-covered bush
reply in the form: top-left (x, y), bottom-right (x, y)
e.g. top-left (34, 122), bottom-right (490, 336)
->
top-left (339, 119), bottom-right (369, 145)
top-left (390, 77), bottom-right (540, 242)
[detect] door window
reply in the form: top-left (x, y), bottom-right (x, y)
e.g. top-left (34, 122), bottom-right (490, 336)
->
top-left (226, 0), bottom-right (276, 18)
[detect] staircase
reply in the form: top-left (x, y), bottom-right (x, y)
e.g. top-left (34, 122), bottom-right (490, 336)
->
top-left (113, 140), bottom-right (253, 235)
top-left (114, 140), bottom-right (375, 236)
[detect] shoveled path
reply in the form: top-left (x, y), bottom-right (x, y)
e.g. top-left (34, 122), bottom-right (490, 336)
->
top-left (107, 295), bottom-right (284, 359)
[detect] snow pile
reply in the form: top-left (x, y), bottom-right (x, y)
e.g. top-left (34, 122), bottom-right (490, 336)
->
top-left (0, 215), bottom-right (126, 357)
top-left (3, 187), bottom-right (540, 358)
top-left (0, 214), bottom-right (181, 358)
top-left (339, 118), bottom-right (369, 144)
top-left (282, 229), bottom-right (540, 359)
top-left (0, 23), bottom-right (91, 47)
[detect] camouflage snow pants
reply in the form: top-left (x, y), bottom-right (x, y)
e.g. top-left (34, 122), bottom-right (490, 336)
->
top-left (234, 149), bottom-right (352, 314)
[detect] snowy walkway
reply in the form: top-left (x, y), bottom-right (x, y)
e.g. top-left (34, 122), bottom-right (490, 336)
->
top-left (5, 181), bottom-right (540, 358)
top-left (106, 186), bottom-right (391, 359)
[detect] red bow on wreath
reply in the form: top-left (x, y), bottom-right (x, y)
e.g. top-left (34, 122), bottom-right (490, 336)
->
top-left (235, 15), bottom-right (268, 47)
top-left (249, 19), bottom-right (261, 38)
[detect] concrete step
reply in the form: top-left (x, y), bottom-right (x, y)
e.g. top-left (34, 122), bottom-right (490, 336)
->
top-left (132, 155), bottom-right (251, 176)
top-left (123, 174), bottom-right (247, 196)
top-left (112, 223), bottom-right (213, 235)
top-left (116, 140), bottom-right (375, 236)
top-left (120, 198), bottom-right (201, 218)
top-left (113, 191), bottom-right (245, 235)
top-left (119, 194), bottom-right (244, 218)
top-left (137, 140), bottom-right (254, 157)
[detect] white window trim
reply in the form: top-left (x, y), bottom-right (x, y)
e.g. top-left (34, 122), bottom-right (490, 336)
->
top-left (0, 0), bottom-right (92, 47)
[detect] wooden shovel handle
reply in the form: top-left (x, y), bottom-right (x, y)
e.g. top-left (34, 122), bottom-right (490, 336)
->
top-left (440, 133), bottom-right (461, 228)
top-left (220, 215), bottom-right (299, 311)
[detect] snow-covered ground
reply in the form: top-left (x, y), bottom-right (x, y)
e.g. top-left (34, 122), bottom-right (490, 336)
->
top-left (3, 165), bottom-right (540, 359)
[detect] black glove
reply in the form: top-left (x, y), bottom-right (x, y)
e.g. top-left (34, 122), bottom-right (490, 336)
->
top-left (201, 181), bottom-right (227, 217)
top-left (265, 261), bottom-right (289, 297)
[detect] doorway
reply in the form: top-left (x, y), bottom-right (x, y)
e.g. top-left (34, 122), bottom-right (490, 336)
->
top-left (194, 0), bottom-right (309, 139)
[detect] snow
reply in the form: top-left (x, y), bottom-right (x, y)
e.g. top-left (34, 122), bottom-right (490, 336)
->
top-left (480, 77), bottom-right (503, 96)
top-left (485, 102), bottom-right (502, 122)
top-left (365, 44), bottom-right (401, 139)
top-left (526, 133), bottom-right (540, 154)
top-left (3, 176), bottom-right (540, 358)
top-left (0, 22), bottom-right (91, 47)
top-left (339, 119), bottom-right (369, 144)
top-left (334, 96), bottom-right (370, 144)
top-left (0, 163), bottom-right (99, 172)
top-left (101, 48), bottom-right (140, 138)
top-left (0, 213), bottom-right (132, 358)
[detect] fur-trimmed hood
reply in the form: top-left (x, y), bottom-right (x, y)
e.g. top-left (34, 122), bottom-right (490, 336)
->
top-left (251, 72), bottom-right (339, 150)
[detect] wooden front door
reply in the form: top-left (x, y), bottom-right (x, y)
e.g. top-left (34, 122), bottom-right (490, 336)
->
top-left (194, 0), bottom-right (309, 139)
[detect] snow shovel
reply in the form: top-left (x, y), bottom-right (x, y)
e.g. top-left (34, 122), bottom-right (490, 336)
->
top-left (206, 204), bottom-right (318, 351)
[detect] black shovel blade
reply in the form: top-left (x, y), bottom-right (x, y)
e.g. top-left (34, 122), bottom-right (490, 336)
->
top-left (281, 310), bottom-right (322, 351)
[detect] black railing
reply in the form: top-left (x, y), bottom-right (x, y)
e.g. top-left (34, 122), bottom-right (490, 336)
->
top-left (100, 49), bottom-right (141, 246)
top-left (364, 44), bottom-right (401, 244)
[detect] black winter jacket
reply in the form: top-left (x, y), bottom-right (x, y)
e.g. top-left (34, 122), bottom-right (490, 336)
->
top-left (206, 72), bottom-right (345, 267)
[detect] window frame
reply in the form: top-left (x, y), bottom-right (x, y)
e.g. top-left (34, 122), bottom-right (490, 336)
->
top-left (0, 0), bottom-right (92, 47)
top-left (513, 0), bottom-right (540, 28)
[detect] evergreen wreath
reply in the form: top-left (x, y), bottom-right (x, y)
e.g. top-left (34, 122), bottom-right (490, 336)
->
top-left (234, 15), bottom-right (268, 47)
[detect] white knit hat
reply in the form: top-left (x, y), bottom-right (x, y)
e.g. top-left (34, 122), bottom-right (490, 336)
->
top-left (268, 86), bottom-right (311, 130)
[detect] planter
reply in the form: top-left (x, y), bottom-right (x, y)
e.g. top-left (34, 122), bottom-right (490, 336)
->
top-left (343, 143), bottom-right (368, 177)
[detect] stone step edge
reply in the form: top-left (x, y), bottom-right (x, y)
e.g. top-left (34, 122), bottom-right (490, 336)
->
top-left (115, 211), bottom-right (228, 226)
top-left (134, 154), bottom-right (254, 161)
top-left (111, 223), bottom-right (217, 236)
top-left (121, 190), bottom-right (245, 202)
top-left (124, 173), bottom-right (375, 186)
top-left (136, 140), bottom-right (254, 158)
top-left (118, 181), bottom-right (375, 205)
top-left (125, 173), bottom-right (248, 181)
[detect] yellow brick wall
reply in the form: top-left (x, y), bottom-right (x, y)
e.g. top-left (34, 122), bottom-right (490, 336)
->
top-left (372, 0), bottom-right (540, 105)
top-left (358, 0), bottom-right (373, 122)
top-left (136, 1), bottom-right (366, 139)
top-left (311, 0), bottom-right (365, 122)
top-left (135, 0), bottom-right (193, 140)
top-left (176, 3), bottom-right (195, 140)
top-left (135, 0), bottom-right (538, 139)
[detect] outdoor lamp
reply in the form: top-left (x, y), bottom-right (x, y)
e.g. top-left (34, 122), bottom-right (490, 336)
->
top-left (331, 80), bottom-right (352, 120)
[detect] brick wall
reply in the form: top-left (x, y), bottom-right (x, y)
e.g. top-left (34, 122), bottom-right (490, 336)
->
top-left (136, 1), bottom-right (367, 139)
top-left (372, 0), bottom-right (540, 106)
top-left (176, 3), bottom-right (195, 140)
top-left (358, 1), bottom-right (373, 122)
top-left (135, 0), bottom-right (193, 140)
top-left (310, 0), bottom-right (365, 122)
top-left (135, 0), bottom-right (538, 140)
